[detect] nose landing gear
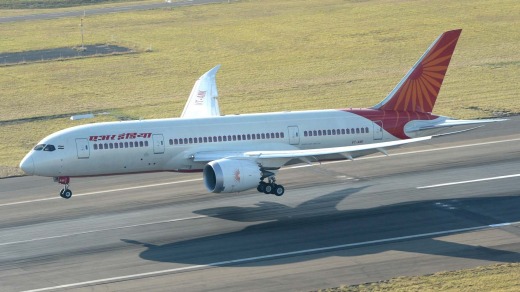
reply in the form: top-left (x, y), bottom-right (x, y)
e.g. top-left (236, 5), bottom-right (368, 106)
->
top-left (54, 176), bottom-right (72, 199)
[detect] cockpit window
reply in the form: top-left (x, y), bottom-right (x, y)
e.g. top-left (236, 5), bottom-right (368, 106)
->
top-left (34, 144), bottom-right (45, 151)
top-left (43, 144), bottom-right (56, 152)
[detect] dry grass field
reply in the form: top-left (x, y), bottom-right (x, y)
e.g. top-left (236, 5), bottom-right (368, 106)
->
top-left (318, 263), bottom-right (520, 292)
top-left (0, 0), bottom-right (518, 170)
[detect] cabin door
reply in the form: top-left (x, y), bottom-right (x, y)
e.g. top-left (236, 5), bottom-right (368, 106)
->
top-left (373, 121), bottom-right (383, 140)
top-left (288, 126), bottom-right (300, 145)
top-left (75, 138), bottom-right (90, 159)
top-left (153, 134), bottom-right (165, 154)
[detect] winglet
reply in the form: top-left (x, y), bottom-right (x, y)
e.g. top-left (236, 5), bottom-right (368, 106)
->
top-left (181, 65), bottom-right (221, 118)
top-left (372, 29), bottom-right (462, 113)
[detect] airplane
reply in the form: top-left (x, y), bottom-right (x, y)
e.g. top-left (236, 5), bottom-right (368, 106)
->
top-left (19, 29), bottom-right (504, 199)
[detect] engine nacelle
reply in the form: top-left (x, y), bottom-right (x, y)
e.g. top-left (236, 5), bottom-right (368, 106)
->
top-left (203, 159), bottom-right (261, 193)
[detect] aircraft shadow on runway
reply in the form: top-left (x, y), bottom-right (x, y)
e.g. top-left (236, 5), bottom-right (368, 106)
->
top-left (122, 188), bottom-right (520, 266)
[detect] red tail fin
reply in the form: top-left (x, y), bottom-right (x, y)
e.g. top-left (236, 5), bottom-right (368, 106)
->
top-left (373, 29), bottom-right (462, 113)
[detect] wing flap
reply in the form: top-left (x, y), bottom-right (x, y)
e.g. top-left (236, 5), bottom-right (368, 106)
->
top-left (191, 136), bottom-right (431, 162)
top-left (242, 136), bottom-right (431, 159)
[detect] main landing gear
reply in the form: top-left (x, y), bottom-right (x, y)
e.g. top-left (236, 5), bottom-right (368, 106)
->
top-left (54, 176), bottom-right (72, 199)
top-left (257, 176), bottom-right (285, 196)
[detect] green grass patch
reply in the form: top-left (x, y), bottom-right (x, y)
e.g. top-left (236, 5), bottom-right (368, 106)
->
top-left (317, 263), bottom-right (520, 292)
top-left (0, 0), bottom-right (519, 169)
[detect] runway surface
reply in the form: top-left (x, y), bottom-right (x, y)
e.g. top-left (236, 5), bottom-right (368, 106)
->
top-left (0, 0), bottom-right (224, 23)
top-left (0, 116), bottom-right (519, 291)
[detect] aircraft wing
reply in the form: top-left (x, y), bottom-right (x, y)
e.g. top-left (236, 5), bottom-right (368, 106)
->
top-left (404, 116), bottom-right (506, 136)
top-left (180, 65), bottom-right (221, 118)
top-left (192, 136), bottom-right (431, 163)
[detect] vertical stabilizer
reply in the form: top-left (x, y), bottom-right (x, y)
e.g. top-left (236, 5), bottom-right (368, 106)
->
top-left (372, 29), bottom-right (462, 113)
top-left (181, 65), bottom-right (221, 118)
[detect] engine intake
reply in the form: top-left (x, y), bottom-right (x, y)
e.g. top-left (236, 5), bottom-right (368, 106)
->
top-left (203, 159), bottom-right (261, 193)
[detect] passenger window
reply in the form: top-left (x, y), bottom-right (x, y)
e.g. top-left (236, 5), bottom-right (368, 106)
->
top-left (99, 144), bottom-right (104, 150)
top-left (109, 143), bottom-right (114, 149)
top-left (140, 141), bottom-right (144, 147)
top-left (94, 144), bottom-right (98, 150)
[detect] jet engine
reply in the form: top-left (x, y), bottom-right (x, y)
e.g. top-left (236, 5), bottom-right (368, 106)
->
top-left (203, 158), bottom-right (261, 193)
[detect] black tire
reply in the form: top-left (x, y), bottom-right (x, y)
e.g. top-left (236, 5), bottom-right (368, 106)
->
top-left (274, 185), bottom-right (285, 196)
top-left (264, 184), bottom-right (273, 194)
top-left (257, 182), bottom-right (266, 193)
top-left (61, 189), bottom-right (72, 199)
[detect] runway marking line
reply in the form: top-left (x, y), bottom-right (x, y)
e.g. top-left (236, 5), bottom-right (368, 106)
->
top-left (22, 220), bottom-right (520, 292)
top-left (0, 215), bottom-right (207, 247)
top-left (417, 173), bottom-right (520, 189)
top-left (3, 137), bottom-right (520, 208)
top-left (0, 178), bottom-right (202, 208)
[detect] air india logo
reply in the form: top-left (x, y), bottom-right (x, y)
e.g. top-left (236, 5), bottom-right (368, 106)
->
top-left (234, 169), bottom-right (241, 183)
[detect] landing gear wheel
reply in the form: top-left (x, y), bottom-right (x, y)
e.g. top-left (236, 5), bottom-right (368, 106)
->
top-left (257, 181), bottom-right (267, 193)
top-left (60, 189), bottom-right (72, 199)
top-left (264, 184), bottom-right (273, 194)
top-left (273, 185), bottom-right (285, 196)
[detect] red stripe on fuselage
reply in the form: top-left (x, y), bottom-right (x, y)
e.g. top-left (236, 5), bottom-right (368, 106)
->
top-left (344, 108), bottom-right (438, 139)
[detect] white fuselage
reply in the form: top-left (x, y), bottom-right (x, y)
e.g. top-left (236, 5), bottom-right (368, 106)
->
top-left (21, 110), bottom-right (392, 178)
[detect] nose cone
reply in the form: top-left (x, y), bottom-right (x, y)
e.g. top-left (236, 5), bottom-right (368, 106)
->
top-left (19, 155), bottom-right (35, 175)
